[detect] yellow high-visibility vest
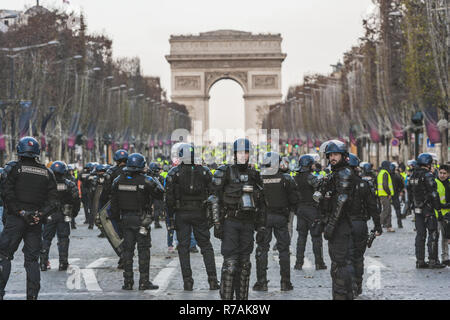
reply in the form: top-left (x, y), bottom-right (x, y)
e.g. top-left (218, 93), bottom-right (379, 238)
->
top-left (400, 172), bottom-right (407, 181)
top-left (377, 169), bottom-right (394, 197)
top-left (160, 171), bottom-right (168, 179)
top-left (435, 179), bottom-right (450, 217)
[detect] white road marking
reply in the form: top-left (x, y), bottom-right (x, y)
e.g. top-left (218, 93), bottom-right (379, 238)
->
top-left (147, 259), bottom-right (179, 295)
top-left (80, 269), bottom-right (102, 291)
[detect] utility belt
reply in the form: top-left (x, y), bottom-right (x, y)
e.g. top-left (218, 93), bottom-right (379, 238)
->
top-left (176, 200), bottom-right (205, 210)
top-left (224, 205), bottom-right (255, 220)
top-left (267, 207), bottom-right (289, 216)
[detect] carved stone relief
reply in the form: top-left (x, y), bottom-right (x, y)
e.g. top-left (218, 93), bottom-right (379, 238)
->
top-left (252, 75), bottom-right (278, 89)
top-left (205, 71), bottom-right (248, 91)
top-left (175, 76), bottom-right (201, 90)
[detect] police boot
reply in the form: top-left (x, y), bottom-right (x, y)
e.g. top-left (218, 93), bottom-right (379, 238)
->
top-left (138, 274), bottom-right (159, 290)
top-left (237, 261), bottom-right (251, 300)
top-left (71, 220), bottom-right (76, 229)
top-left (315, 253), bottom-right (327, 270)
top-left (122, 272), bottom-right (134, 290)
top-left (280, 279), bottom-right (294, 291)
top-left (252, 278), bottom-right (269, 291)
top-left (416, 260), bottom-right (429, 269)
top-left (397, 218), bottom-right (403, 229)
top-left (220, 259), bottom-right (237, 300)
top-left (294, 261), bottom-right (303, 270)
top-left (428, 260), bottom-right (446, 269)
top-left (40, 251), bottom-right (50, 271)
top-left (59, 261), bottom-right (69, 271)
top-left (208, 276), bottom-right (220, 290)
top-left (183, 277), bottom-right (194, 291)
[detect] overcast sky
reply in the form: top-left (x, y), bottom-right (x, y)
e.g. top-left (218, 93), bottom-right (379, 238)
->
top-left (3, 0), bottom-right (375, 131)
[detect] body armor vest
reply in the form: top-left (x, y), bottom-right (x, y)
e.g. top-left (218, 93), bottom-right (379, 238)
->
top-left (116, 174), bottom-right (145, 212)
top-left (262, 171), bottom-right (288, 209)
top-left (295, 172), bottom-right (315, 205)
top-left (15, 162), bottom-right (51, 210)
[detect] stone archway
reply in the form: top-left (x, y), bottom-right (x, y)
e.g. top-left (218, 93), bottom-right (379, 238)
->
top-left (166, 30), bottom-right (287, 136)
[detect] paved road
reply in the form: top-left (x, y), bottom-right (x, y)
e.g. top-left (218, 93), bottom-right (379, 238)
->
top-left (2, 209), bottom-right (449, 300)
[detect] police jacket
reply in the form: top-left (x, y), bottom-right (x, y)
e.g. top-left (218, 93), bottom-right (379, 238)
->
top-left (54, 175), bottom-right (81, 219)
top-left (79, 169), bottom-right (93, 195)
top-left (165, 164), bottom-right (213, 211)
top-left (349, 172), bottom-right (379, 224)
top-left (409, 167), bottom-right (441, 212)
top-left (320, 162), bottom-right (355, 224)
top-left (294, 170), bottom-right (323, 207)
top-left (212, 164), bottom-right (266, 228)
top-left (261, 168), bottom-right (298, 215)
top-left (100, 165), bottom-right (125, 204)
top-left (110, 171), bottom-right (164, 224)
top-left (3, 158), bottom-right (58, 218)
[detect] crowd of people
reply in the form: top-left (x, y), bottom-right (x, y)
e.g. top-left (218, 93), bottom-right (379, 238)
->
top-left (0, 137), bottom-right (448, 300)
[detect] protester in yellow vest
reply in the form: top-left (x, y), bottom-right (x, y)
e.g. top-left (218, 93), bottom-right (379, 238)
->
top-left (377, 161), bottom-right (395, 232)
top-left (435, 165), bottom-right (450, 265)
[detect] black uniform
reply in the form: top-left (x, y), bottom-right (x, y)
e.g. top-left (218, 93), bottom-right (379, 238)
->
top-left (320, 163), bottom-right (355, 300)
top-left (294, 171), bottom-right (326, 269)
top-left (391, 172), bottom-right (405, 228)
top-left (79, 169), bottom-right (94, 226)
top-left (110, 171), bottom-right (164, 288)
top-left (149, 172), bottom-right (165, 228)
top-left (212, 164), bottom-right (266, 300)
top-left (349, 171), bottom-right (380, 296)
top-left (0, 158), bottom-right (58, 299)
top-left (165, 164), bottom-right (219, 289)
top-left (409, 167), bottom-right (443, 266)
top-left (255, 168), bottom-right (298, 290)
top-left (41, 176), bottom-right (80, 270)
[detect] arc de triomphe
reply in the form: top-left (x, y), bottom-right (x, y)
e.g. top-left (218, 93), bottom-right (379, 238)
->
top-left (166, 30), bottom-right (286, 136)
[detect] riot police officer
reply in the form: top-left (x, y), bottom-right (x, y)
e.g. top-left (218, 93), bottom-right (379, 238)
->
top-left (211, 138), bottom-right (267, 300)
top-left (318, 140), bottom-right (355, 300)
top-left (166, 143), bottom-right (219, 291)
top-left (390, 163), bottom-right (404, 228)
top-left (90, 163), bottom-right (108, 236)
top-left (348, 154), bottom-right (382, 296)
top-left (110, 153), bottom-right (164, 290)
top-left (79, 162), bottom-right (95, 228)
top-left (409, 153), bottom-right (446, 268)
top-left (294, 154), bottom-right (327, 271)
top-left (40, 161), bottom-right (80, 271)
top-left (148, 162), bottom-right (164, 229)
top-left (0, 137), bottom-right (58, 300)
top-left (99, 150), bottom-right (128, 268)
top-left (253, 152), bottom-right (298, 292)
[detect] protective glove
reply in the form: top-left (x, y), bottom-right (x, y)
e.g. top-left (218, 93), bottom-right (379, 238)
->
top-left (323, 221), bottom-right (336, 241)
top-left (214, 223), bottom-right (223, 240)
top-left (19, 210), bottom-right (36, 226)
top-left (374, 223), bottom-right (383, 235)
top-left (141, 214), bottom-right (152, 228)
top-left (255, 227), bottom-right (266, 243)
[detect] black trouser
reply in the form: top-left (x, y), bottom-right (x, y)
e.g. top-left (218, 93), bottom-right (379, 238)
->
top-left (41, 213), bottom-right (71, 264)
top-left (81, 193), bottom-right (91, 224)
top-left (220, 218), bottom-right (254, 300)
top-left (153, 200), bottom-right (164, 224)
top-left (327, 218), bottom-right (354, 300)
top-left (255, 212), bottom-right (290, 283)
top-left (391, 195), bottom-right (402, 224)
top-left (296, 205), bottom-right (324, 265)
top-left (415, 211), bottom-right (439, 262)
top-left (350, 220), bottom-right (368, 293)
top-left (0, 214), bottom-right (42, 299)
top-left (122, 224), bottom-right (152, 282)
top-left (174, 210), bottom-right (217, 281)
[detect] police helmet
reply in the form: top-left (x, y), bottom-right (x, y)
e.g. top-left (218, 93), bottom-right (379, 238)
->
top-left (298, 155), bottom-right (315, 172)
top-left (51, 161), bottom-right (68, 175)
top-left (17, 136), bottom-right (40, 158)
top-left (113, 149), bottom-right (128, 162)
top-left (126, 153), bottom-right (146, 172)
top-left (417, 153), bottom-right (433, 166)
top-left (348, 153), bottom-right (360, 168)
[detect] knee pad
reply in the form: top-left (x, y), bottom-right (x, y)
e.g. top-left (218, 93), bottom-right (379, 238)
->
top-left (222, 258), bottom-right (238, 276)
top-left (240, 259), bottom-right (251, 275)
